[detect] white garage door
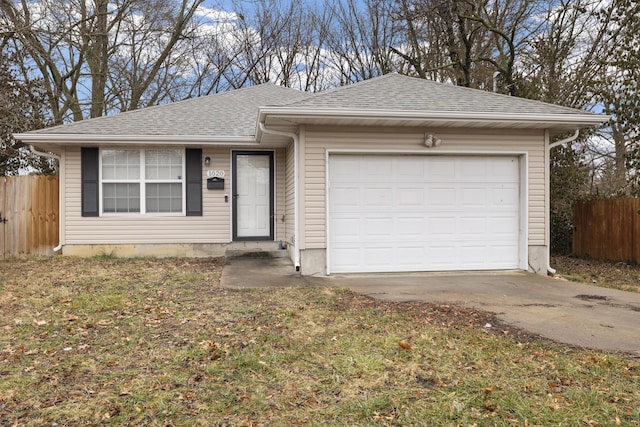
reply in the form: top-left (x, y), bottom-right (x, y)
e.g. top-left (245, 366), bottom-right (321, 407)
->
top-left (328, 155), bottom-right (522, 273)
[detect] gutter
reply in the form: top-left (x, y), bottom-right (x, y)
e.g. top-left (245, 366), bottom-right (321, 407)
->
top-left (15, 134), bottom-right (258, 146)
top-left (258, 107), bottom-right (607, 128)
top-left (28, 146), bottom-right (63, 253)
top-left (546, 129), bottom-right (581, 275)
top-left (258, 122), bottom-right (301, 272)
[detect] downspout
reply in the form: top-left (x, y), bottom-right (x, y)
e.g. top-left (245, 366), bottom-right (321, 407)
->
top-left (258, 122), bottom-right (300, 271)
top-left (29, 145), bottom-right (61, 162)
top-left (29, 146), bottom-right (63, 253)
top-left (546, 129), bottom-right (580, 274)
top-left (548, 129), bottom-right (579, 150)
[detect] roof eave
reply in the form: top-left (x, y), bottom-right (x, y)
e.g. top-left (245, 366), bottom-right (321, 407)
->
top-left (13, 133), bottom-right (258, 146)
top-left (258, 107), bottom-right (609, 129)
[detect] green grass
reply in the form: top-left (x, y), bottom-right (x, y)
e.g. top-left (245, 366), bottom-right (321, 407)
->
top-left (1, 257), bottom-right (638, 426)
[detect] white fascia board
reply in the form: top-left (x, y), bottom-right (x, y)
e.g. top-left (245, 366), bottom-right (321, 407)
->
top-left (258, 107), bottom-right (609, 128)
top-left (13, 133), bottom-right (258, 146)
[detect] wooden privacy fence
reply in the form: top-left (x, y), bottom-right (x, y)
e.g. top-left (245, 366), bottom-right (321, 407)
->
top-left (573, 198), bottom-right (640, 264)
top-left (0, 176), bottom-right (59, 257)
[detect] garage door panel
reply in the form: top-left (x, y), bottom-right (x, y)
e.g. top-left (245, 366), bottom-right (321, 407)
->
top-left (363, 187), bottom-right (393, 207)
top-left (330, 247), bottom-right (362, 271)
top-left (429, 158), bottom-right (457, 178)
top-left (491, 186), bottom-right (519, 206)
top-left (459, 159), bottom-right (487, 178)
top-left (331, 157), bottom-right (362, 179)
top-left (397, 158), bottom-right (425, 178)
top-left (430, 217), bottom-right (457, 235)
top-left (459, 245), bottom-right (487, 263)
top-left (398, 187), bottom-right (425, 205)
top-left (460, 187), bottom-right (488, 207)
top-left (329, 155), bottom-right (522, 273)
top-left (397, 217), bottom-right (425, 235)
top-left (364, 157), bottom-right (393, 176)
top-left (429, 188), bottom-right (456, 206)
top-left (362, 247), bottom-right (394, 266)
top-left (491, 157), bottom-right (520, 177)
top-left (489, 216), bottom-right (519, 233)
top-left (459, 217), bottom-right (487, 235)
top-left (331, 217), bottom-right (360, 238)
top-left (364, 217), bottom-right (394, 237)
top-left (427, 245), bottom-right (458, 269)
top-left (397, 246), bottom-right (426, 266)
top-left (332, 187), bottom-right (360, 208)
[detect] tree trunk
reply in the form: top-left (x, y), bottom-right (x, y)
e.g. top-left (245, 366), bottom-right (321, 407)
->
top-left (611, 123), bottom-right (628, 192)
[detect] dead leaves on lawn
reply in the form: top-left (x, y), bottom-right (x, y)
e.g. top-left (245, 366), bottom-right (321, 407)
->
top-left (552, 255), bottom-right (640, 292)
top-left (1, 257), bottom-right (639, 426)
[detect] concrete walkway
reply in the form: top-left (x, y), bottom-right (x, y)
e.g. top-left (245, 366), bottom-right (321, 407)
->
top-left (221, 257), bottom-right (640, 355)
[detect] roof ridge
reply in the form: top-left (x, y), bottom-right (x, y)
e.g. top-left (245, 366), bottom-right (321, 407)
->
top-left (288, 73), bottom-right (396, 101)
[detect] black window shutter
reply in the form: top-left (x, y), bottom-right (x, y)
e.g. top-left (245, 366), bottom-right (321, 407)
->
top-left (81, 147), bottom-right (99, 217)
top-left (185, 148), bottom-right (202, 216)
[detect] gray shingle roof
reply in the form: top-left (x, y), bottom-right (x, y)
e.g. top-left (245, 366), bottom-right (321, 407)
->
top-left (25, 73), bottom-right (600, 140)
top-left (284, 73), bottom-right (592, 116)
top-left (32, 83), bottom-right (312, 137)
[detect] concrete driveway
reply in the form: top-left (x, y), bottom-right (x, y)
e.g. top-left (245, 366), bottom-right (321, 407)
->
top-left (221, 257), bottom-right (640, 355)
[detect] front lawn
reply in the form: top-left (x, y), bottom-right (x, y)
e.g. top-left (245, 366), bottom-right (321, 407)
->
top-left (1, 257), bottom-right (638, 426)
top-left (552, 255), bottom-right (640, 293)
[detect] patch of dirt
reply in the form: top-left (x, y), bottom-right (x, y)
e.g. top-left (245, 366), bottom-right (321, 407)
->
top-left (551, 255), bottom-right (640, 293)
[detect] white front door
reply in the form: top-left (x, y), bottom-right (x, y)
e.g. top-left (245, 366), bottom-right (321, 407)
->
top-left (328, 154), bottom-right (522, 273)
top-left (233, 152), bottom-right (273, 240)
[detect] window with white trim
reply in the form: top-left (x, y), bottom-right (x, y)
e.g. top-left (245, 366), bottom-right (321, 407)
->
top-left (101, 149), bottom-right (184, 215)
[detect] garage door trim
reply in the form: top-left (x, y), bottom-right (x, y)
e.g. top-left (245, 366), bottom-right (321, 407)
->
top-left (325, 149), bottom-right (529, 275)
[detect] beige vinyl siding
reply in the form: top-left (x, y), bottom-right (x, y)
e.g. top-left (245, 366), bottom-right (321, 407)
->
top-left (284, 142), bottom-right (295, 244)
top-left (64, 146), bottom-right (286, 245)
top-left (304, 144), bottom-right (326, 248)
top-left (302, 126), bottom-right (546, 249)
top-left (274, 148), bottom-right (286, 242)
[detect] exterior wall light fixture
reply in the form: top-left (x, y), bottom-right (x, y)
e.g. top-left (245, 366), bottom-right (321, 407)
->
top-left (424, 133), bottom-right (443, 148)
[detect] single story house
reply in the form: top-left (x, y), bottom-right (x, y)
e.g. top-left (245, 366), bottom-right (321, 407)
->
top-left (16, 73), bottom-right (606, 275)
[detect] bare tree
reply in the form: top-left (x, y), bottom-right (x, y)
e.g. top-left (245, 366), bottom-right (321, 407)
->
top-left (596, 0), bottom-right (640, 194)
top-left (0, 47), bottom-right (55, 175)
top-left (0, 0), bottom-right (206, 122)
top-left (323, 0), bottom-right (401, 85)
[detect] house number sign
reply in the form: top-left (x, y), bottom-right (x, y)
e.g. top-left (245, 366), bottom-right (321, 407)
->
top-left (207, 170), bottom-right (225, 178)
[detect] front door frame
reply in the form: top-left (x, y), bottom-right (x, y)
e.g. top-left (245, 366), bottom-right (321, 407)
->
top-left (232, 150), bottom-right (275, 241)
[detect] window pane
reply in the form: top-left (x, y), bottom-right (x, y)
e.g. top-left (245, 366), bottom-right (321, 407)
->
top-left (103, 183), bottom-right (140, 213)
top-left (171, 197), bottom-right (182, 212)
top-left (146, 198), bottom-right (158, 212)
top-left (102, 150), bottom-right (140, 181)
top-left (103, 194), bottom-right (115, 211)
top-left (159, 198), bottom-right (170, 212)
top-left (103, 184), bottom-right (115, 198)
top-left (146, 149), bottom-right (182, 180)
top-left (146, 183), bottom-right (182, 213)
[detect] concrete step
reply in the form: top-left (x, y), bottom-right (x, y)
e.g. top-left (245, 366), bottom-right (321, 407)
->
top-left (225, 249), bottom-right (289, 259)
